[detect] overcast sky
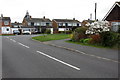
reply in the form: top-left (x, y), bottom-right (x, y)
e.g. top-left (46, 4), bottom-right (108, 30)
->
top-left (0, 0), bottom-right (118, 22)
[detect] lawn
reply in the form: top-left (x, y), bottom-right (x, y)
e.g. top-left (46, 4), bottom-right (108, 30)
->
top-left (32, 34), bottom-right (70, 42)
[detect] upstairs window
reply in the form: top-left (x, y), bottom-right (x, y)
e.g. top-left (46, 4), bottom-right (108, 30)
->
top-left (4, 21), bottom-right (9, 25)
top-left (46, 23), bottom-right (50, 26)
top-left (31, 22), bottom-right (34, 26)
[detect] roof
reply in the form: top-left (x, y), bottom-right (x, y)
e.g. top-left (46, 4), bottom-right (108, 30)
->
top-left (103, 2), bottom-right (120, 20)
top-left (53, 19), bottom-right (80, 23)
top-left (11, 23), bottom-right (22, 25)
top-left (21, 26), bottom-right (35, 28)
top-left (0, 17), bottom-right (11, 21)
top-left (26, 18), bottom-right (51, 22)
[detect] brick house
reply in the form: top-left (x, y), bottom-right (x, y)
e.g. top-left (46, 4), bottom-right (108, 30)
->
top-left (22, 11), bottom-right (53, 34)
top-left (0, 14), bottom-right (11, 34)
top-left (103, 2), bottom-right (120, 32)
top-left (52, 19), bottom-right (81, 33)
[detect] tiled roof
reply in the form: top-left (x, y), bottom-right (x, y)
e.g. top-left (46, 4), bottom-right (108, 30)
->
top-left (103, 2), bottom-right (120, 20)
top-left (0, 17), bottom-right (11, 21)
top-left (26, 18), bottom-right (51, 22)
top-left (21, 26), bottom-right (35, 28)
top-left (53, 19), bottom-right (80, 23)
top-left (116, 2), bottom-right (120, 5)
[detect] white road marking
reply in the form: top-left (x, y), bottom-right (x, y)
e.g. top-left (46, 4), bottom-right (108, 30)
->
top-left (36, 51), bottom-right (80, 71)
top-left (18, 42), bottom-right (30, 48)
top-left (12, 40), bottom-right (16, 43)
top-left (10, 39), bottom-right (13, 41)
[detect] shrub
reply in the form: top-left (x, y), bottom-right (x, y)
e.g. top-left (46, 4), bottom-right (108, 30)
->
top-left (100, 31), bottom-right (118, 47)
top-left (83, 38), bottom-right (92, 44)
top-left (72, 27), bottom-right (88, 41)
top-left (79, 38), bottom-right (84, 43)
top-left (89, 34), bottom-right (101, 44)
top-left (45, 29), bottom-right (51, 34)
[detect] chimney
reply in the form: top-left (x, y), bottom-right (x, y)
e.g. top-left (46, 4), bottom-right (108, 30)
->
top-left (43, 16), bottom-right (45, 19)
top-left (1, 14), bottom-right (3, 18)
top-left (30, 16), bottom-right (32, 18)
top-left (73, 18), bottom-right (75, 20)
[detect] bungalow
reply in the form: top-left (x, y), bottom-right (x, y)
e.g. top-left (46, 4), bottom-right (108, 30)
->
top-left (22, 11), bottom-right (53, 34)
top-left (52, 18), bottom-right (81, 33)
top-left (0, 14), bottom-right (11, 34)
top-left (103, 2), bottom-right (120, 32)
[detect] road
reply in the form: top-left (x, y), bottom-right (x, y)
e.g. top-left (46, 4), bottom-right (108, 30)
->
top-left (2, 35), bottom-right (118, 78)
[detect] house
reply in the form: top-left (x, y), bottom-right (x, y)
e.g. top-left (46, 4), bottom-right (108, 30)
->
top-left (52, 18), bottom-right (81, 33)
top-left (81, 19), bottom-right (95, 27)
top-left (22, 11), bottom-right (53, 34)
top-left (11, 22), bottom-right (23, 34)
top-left (103, 2), bottom-right (120, 32)
top-left (0, 14), bottom-right (11, 34)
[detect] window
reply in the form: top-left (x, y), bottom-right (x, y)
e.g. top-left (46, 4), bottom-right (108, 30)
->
top-left (68, 23), bottom-right (72, 26)
top-left (4, 21), bottom-right (9, 25)
top-left (28, 22), bottom-right (31, 26)
top-left (112, 22), bottom-right (120, 32)
top-left (65, 23), bottom-right (68, 27)
top-left (77, 23), bottom-right (79, 27)
top-left (58, 23), bottom-right (63, 26)
top-left (73, 23), bottom-right (77, 26)
top-left (31, 22), bottom-right (34, 26)
top-left (46, 23), bottom-right (50, 26)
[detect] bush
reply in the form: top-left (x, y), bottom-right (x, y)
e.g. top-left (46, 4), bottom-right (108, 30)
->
top-left (89, 34), bottom-right (101, 44)
top-left (72, 27), bottom-right (88, 41)
top-left (100, 31), bottom-right (118, 47)
top-left (83, 38), bottom-right (92, 44)
top-left (45, 29), bottom-right (51, 34)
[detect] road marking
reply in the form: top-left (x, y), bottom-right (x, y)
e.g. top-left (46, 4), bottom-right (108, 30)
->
top-left (36, 51), bottom-right (80, 71)
top-left (10, 39), bottom-right (13, 41)
top-left (18, 42), bottom-right (30, 48)
top-left (12, 40), bottom-right (16, 43)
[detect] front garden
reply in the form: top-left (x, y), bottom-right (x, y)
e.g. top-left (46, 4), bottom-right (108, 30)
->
top-left (70, 21), bottom-right (120, 49)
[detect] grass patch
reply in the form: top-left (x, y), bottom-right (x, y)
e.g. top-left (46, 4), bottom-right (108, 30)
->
top-left (0, 34), bottom-right (15, 36)
top-left (32, 34), bottom-right (70, 42)
top-left (66, 40), bottom-right (119, 49)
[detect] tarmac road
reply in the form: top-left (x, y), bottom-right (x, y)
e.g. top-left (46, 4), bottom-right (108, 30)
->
top-left (2, 35), bottom-right (118, 78)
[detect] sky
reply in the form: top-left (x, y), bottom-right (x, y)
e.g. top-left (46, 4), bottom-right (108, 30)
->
top-left (0, 0), bottom-right (118, 22)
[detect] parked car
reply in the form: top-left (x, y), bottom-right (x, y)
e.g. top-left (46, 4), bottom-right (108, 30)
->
top-left (22, 30), bottom-right (31, 35)
top-left (13, 30), bottom-right (20, 35)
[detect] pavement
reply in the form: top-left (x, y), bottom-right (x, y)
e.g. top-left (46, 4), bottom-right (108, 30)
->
top-left (1, 35), bottom-right (119, 78)
top-left (43, 39), bottom-right (119, 63)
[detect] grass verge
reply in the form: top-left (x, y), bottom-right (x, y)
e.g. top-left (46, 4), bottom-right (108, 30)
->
top-left (66, 40), bottom-right (119, 50)
top-left (32, 34), bottom-right (70, 42)
top-left (0, 34), bottom-right (15, 36)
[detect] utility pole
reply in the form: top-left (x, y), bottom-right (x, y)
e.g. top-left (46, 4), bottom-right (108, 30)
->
top-left (95, 3), bottom-right (97, 21)
top-left (90, 13), bottom-right (92, 20)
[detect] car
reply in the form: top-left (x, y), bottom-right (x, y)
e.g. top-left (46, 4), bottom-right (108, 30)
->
top-left (13, 30), bottom-right (20, 35)
top-left (22, 30), bottom-right (31, 35)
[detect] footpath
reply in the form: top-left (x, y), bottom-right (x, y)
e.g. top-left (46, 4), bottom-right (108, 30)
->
top-left (43, 39), bottom-right (119, 63)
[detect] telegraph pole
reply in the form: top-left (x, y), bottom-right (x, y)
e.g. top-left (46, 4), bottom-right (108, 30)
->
top-left (95, 3), bottom-right (97, 21)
